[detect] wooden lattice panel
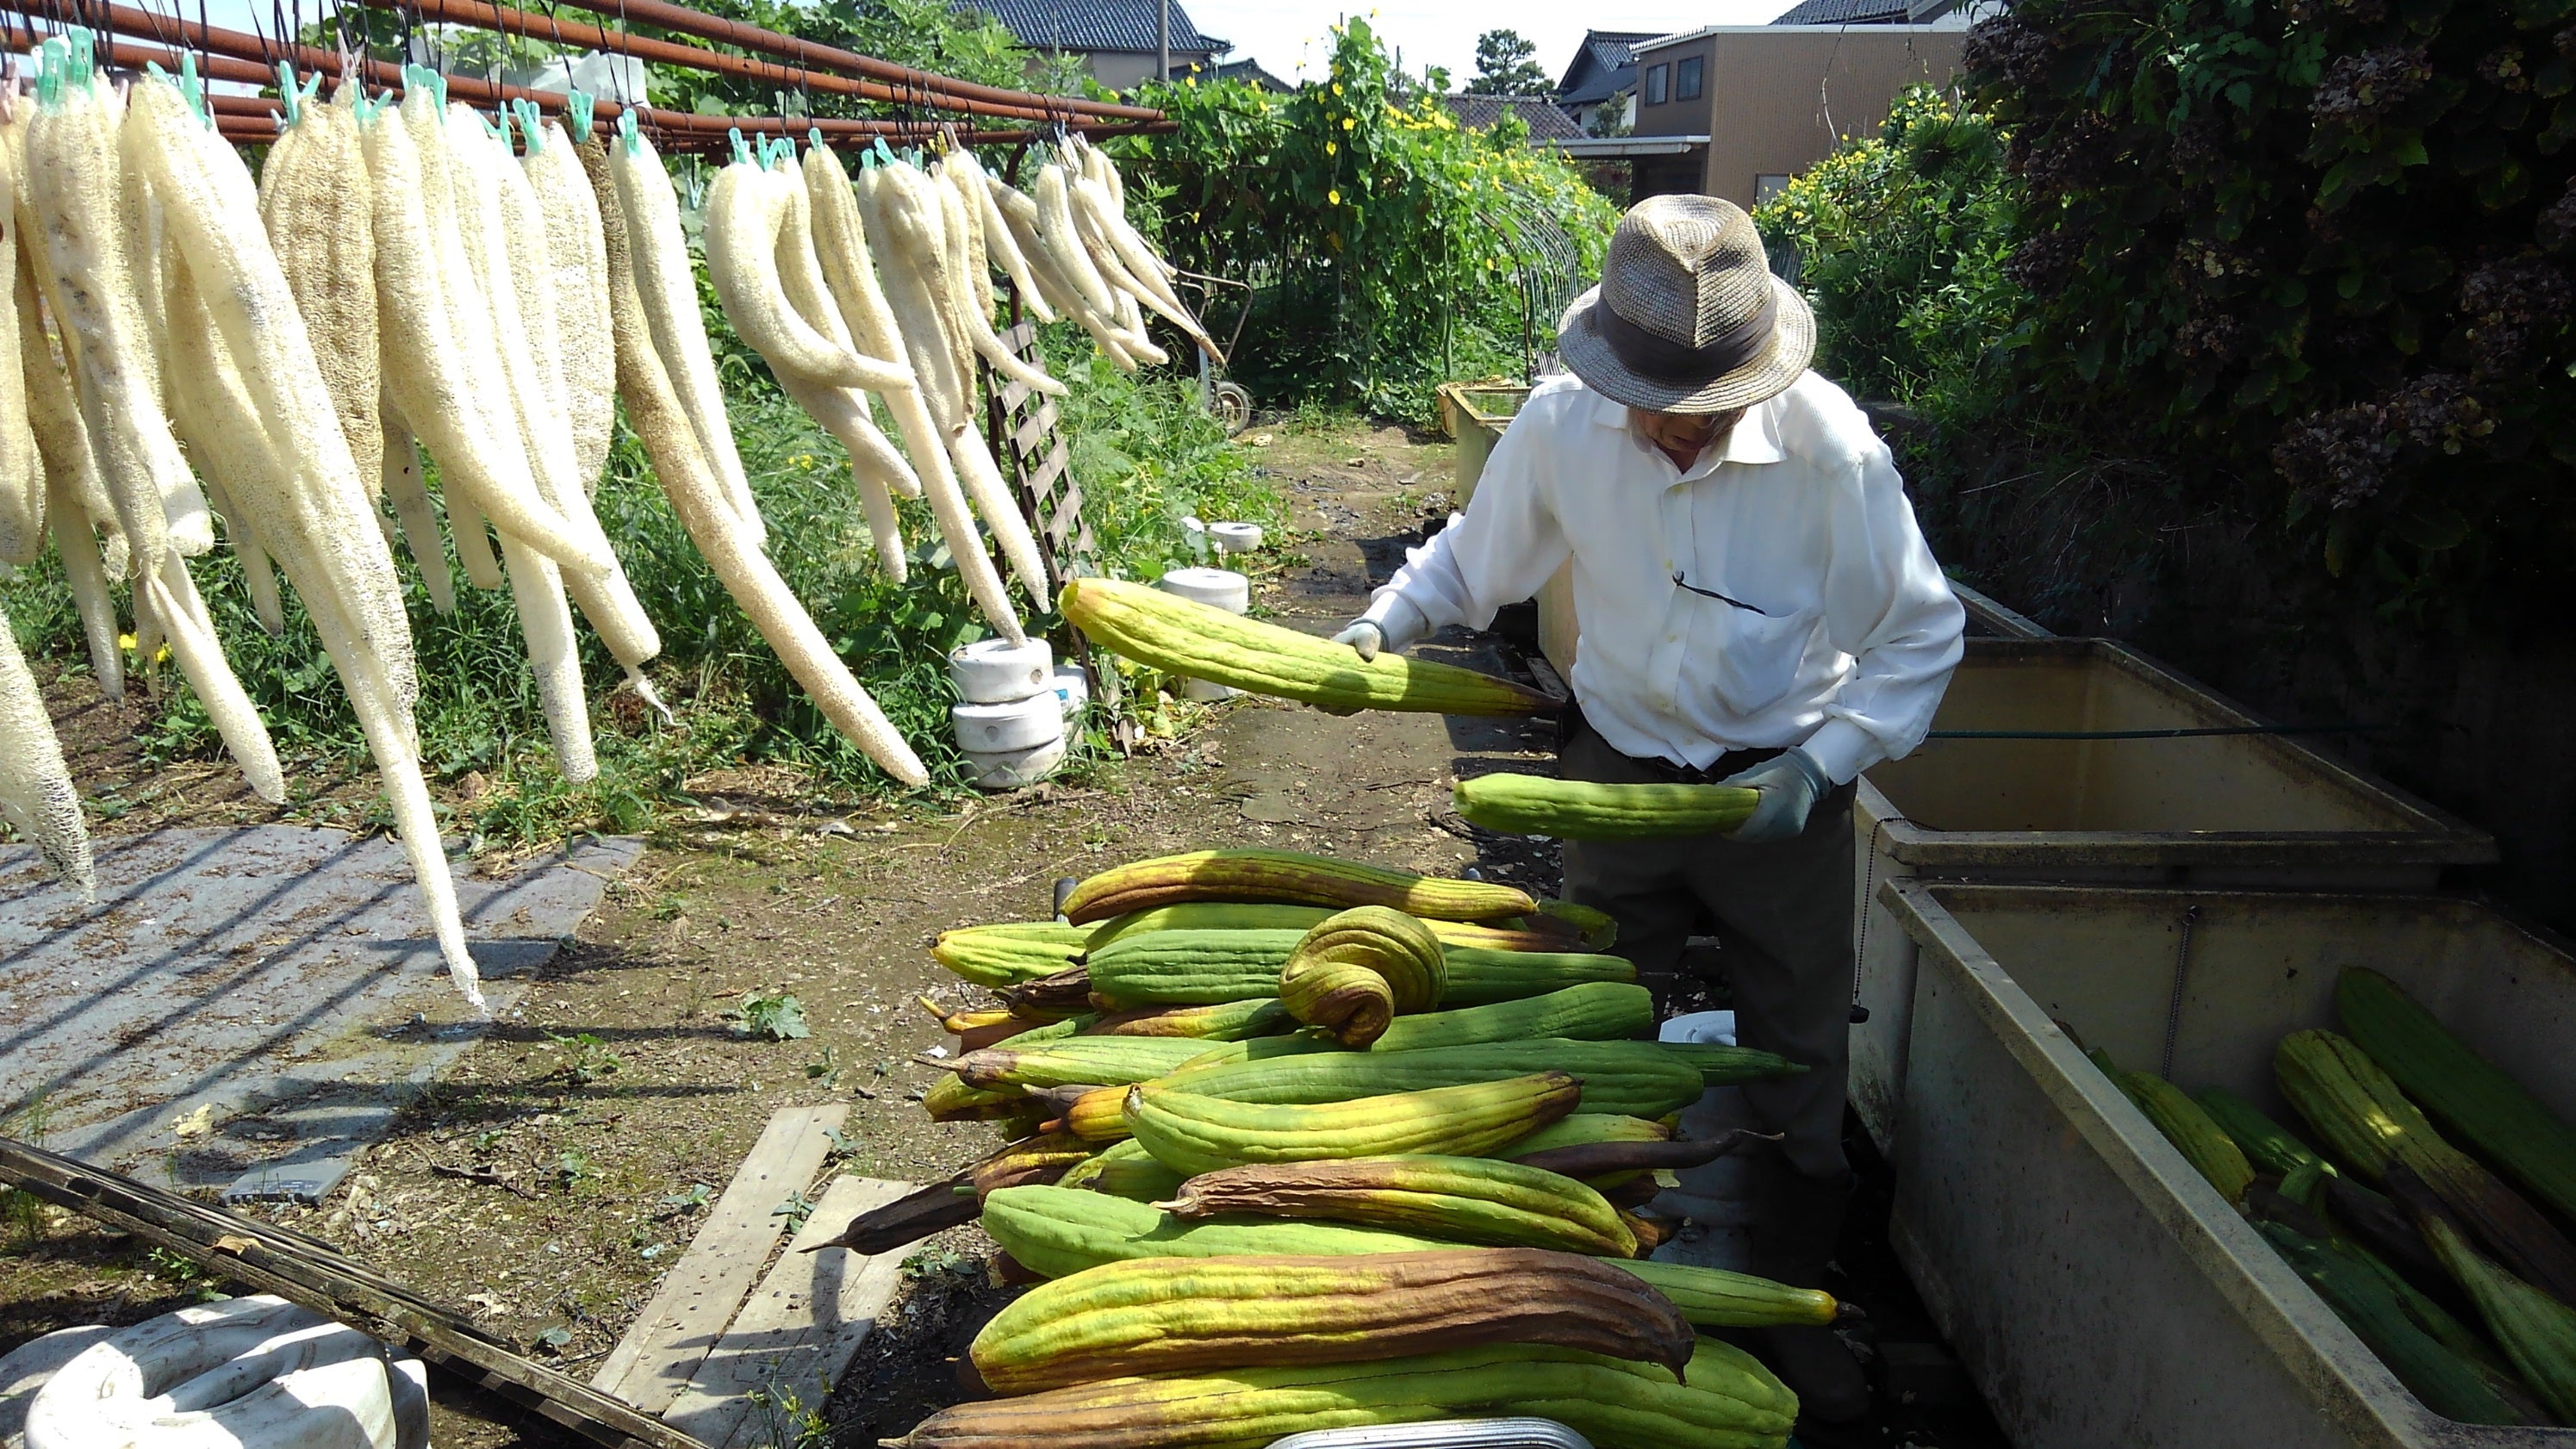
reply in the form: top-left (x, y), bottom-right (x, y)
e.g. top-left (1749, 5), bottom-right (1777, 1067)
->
top-left (985, 320), bottom-right (1098, 583)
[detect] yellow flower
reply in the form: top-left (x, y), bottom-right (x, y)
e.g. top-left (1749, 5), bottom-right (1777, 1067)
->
top-left (1185, 75), bottom-right (1196, 86)
top-left (1326, 140), bottom-right (1337, 155)
top-left (1342, 116), bottom-right (1356, 130)
top-left (118, 632), bottom-right (137, 651)
top-left (1333, 82), bottom-right (1345, 96)
top-left (1329, 188), bottom-right (1341, 203)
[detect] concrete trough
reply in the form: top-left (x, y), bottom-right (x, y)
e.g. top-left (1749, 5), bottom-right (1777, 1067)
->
top-left (1879, 880), bottom-right (2576, 1449)
top-left (1850, 637), bottom-right (2495, 1149)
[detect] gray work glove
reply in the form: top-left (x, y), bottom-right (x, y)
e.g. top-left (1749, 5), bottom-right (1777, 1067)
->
top-left (1330, 620), bottom-right (1385, 662)
top-left (1331, 600), bottom-right (1426, 663)
top-left (1720, 747), bottom-right (1832, 843)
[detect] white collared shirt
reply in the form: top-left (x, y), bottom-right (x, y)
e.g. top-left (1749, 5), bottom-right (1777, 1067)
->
top-left (1362, 371), bottom-right (1965, 783)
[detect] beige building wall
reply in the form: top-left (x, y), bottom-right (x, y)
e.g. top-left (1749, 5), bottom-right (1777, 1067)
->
top-left (1633, 26), bottom-right (1967, 208)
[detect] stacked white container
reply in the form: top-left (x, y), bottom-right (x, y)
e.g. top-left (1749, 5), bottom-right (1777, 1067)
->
top-left (1159, 566), bottom-right (1252, 700)
top-left (1206, 521), bottom-right (1265, 556)
top-left (949, 638), bottom-right (1067, 790)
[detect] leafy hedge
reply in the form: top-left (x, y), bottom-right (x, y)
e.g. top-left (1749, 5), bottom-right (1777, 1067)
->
top-left (1968, 0), bottom-right (2576, 595)
top-left (1758, 90), bottom-right (2015, 414)
top-left (1126, 19), bottom-right (1620, 420)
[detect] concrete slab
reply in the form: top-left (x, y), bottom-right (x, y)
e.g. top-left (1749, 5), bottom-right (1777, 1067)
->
top-left (0, 825), bottom-right (641, 1203)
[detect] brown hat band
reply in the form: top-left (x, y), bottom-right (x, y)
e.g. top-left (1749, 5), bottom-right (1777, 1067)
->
top-left (1596, 288), bottom-right (1779, 387)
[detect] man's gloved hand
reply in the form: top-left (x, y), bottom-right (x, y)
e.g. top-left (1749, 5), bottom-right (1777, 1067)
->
top-left (1331, 599), bottom-right (1427, 663)
top-left (1720, 747), bottom-right (1833, 843)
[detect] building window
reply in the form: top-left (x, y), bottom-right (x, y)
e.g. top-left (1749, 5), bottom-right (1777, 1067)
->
top-left (1755, 173), bottom-right (1792, 203)
top-left (1676, 55), bottom-right (1703, 100)
top-left (1643, 63), bottom-right (1669, 106)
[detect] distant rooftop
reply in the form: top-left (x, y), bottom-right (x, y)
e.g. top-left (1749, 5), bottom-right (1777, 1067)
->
top-left (1557, 29), bottom-right (1661, 106)
top-left (966, 0), bottom-right (1226, 55)
top-left (1440, 93), bottom-right (1586, 141)
top-left (1210, 57), bottom-right (1290, 91)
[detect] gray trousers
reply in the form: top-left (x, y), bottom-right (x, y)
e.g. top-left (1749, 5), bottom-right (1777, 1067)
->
top-left (1559, 720), bottom-right (1857, 1181)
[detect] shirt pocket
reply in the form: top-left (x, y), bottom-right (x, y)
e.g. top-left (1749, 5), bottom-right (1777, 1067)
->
top-left (1702, 600), bottom-right (1826, 718)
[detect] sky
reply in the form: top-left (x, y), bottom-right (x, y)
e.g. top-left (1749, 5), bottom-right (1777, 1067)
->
top-left (1180, 0), bottom-right (1795, 87)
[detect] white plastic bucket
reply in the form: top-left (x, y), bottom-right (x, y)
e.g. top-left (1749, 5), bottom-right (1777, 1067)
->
top-left (951, 694), bottom-right (1065, 754)
top-left (1051, 664), bottom-right (1091, 724)
top-left (965, 737), bottom-right (1067, 791)
top-left (949, 637), bottom-right (1055, 705)
top-left (1207, 521), bottom-right (1265, 555)
top-left (1159, 568), bottom-right (1251, 700)
top-left (1159, 566), bottom-right (1251, 611)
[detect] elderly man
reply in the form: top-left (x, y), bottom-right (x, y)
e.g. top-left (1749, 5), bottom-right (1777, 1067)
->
top-left (1335, 195), bottom-right (1964, 1421)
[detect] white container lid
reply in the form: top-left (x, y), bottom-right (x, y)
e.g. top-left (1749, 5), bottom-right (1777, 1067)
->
top-left (1160, 566), bottom-right (1250, 614)
top-left (949, 637), bottom-right (1055, 704)
top-left (952, 693), bottom-right (1067, 753)
top-left (1207, 521), bottom-right (1265, 554)
top-left (962, 737), bottom-right (1067, 791)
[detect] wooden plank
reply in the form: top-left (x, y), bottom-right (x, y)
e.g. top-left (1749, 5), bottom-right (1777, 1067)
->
top-left (1000, 321), bottom-right (1036, 351)
top-left (661, 1176), bottom-right (916, 1448)
top-left (1029, 441), bottom-right (1071, 497)
top-left (999, 377), bottom-right (1034, 413)
top-left (591, 1106), bottom-right (848, 1415)
top-left (1012, 404), bottom-right (1058, 457)
top-left (0, 1135), bottom-right (706, 1449)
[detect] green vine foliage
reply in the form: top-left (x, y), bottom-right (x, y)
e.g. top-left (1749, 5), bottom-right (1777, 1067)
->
top-left (1126, 19), bottom-right (1620, 420)
top-left (1756, 90), bottom-right (2019, 414)
top-left (1968, 0), bottom-right (2576, 596)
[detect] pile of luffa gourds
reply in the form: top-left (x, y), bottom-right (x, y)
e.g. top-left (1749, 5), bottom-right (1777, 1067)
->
top-left (831, 847), bottom-right (1827, 1449)
top-left (0, 36), bottom-right (1212, 1012)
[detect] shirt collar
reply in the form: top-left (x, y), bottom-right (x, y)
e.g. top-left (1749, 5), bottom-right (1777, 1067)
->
top-left (1586, 389), bottom-right (1789, 476)
top-left (1718, 395), bottom-right (1787, 466)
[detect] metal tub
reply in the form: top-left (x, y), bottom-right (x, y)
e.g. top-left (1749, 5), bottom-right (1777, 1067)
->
top-left (1434, 382), bottom-right (1528, 507)
top-left (1435, 380), bottom-right (1578, 678)
top-left (1850, 637), bottom-right (2495, 1147)
top-left (1881, 881), bottom-right (2576, 1449)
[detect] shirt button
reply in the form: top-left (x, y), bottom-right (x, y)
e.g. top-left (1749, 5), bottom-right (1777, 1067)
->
top-left (1665, 633), bottom-right (1677, 642)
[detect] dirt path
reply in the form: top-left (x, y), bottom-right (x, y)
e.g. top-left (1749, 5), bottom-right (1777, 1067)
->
top-left (1, 416), bottom-right (1565, 1446)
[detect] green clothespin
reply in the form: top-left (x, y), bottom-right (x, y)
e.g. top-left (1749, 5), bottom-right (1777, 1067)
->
top-left (184, 54), bottom-right (214, 127)
top-left (618, 109), bottom-right (640, 155)
top-left (728, 126), bottom-right (749, 166)
top-left (277, 60), bottom-right (302, 126)
top-left (513, 97), bottom-right (544, 151)
top-left (566, 89), bottom-right (594, 143)
top-left (872, 137), bottom-right (896, 169)
top-left (808, 126), bottom-right (825, 154)
top-left (35, 37), bottom-right (63, 109)
top-left (408, 66), bottom-right (446, 112)
top-left (67, 28), bottom-right (91, 85)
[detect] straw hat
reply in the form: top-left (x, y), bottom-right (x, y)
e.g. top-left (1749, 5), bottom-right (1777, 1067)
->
top-left (1558, 195), bottom-right (1815, 415)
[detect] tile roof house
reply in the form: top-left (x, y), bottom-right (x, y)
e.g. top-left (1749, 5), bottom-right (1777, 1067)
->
top-left (965, 0), bottom-right (1229, 91)
top-left (1440, 93), bottom-right (1587, 142)
top-left (1554, 30), bottom-right (1660, 132)
top-left (1770, 0), bottom-right (1958, 22)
